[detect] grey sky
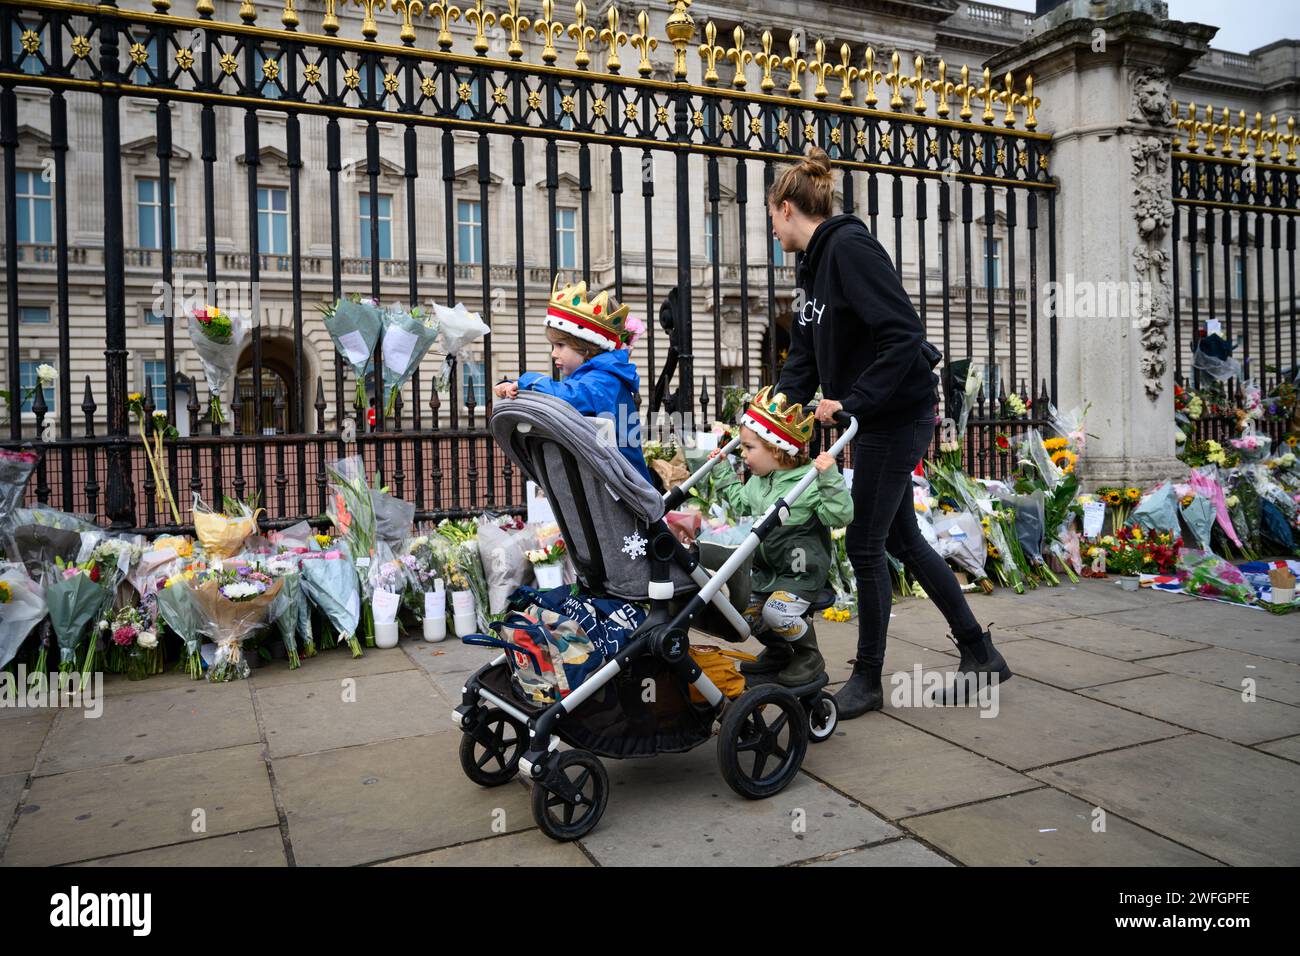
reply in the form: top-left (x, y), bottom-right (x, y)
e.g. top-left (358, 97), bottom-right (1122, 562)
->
top-left (995, 0), bottom-right (1296, 53)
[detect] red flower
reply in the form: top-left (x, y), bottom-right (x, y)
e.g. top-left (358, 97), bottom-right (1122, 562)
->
top-left (995, 434), bottom-right (1010, 451)
top-left (89, 565), bottom-right (100, 583)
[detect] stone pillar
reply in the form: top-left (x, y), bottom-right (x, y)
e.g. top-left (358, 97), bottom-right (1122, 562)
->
top-left (988, 0), bottom-right (1216, 487)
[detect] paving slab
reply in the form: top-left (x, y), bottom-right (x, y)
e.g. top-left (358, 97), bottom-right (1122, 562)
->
top-left (906, 787), bottom-right (1221, 866)
top-left (1088, 600), bottom-right (1300, 663)
top-left (273, 732), bottom-right (533, 867)
top-left (1006, 617), bottom-right (1208, 661)
top-left (0, 711), bottom-right (54, 775)
top-left (255, 668), bottom-right (449, 758)
top-left (960, 591), bottom-right (1086, 628)
top-left (578, 743), bottom-right (898, 866)
top-left (801, 713), bottom-right (1040, 818)
top-left (1255, 736), bottom-right (1300, 763)
top-left (3, 743), bottom-right (277, 867)
top-left (888, 676), bottom-right (1184, 771)
top-left (250, 644), bottom-right (417, 688)
top-left (988, 638), bottom-right (1162, 690)
top-left (401, 640), bottom-right (500, 703)
top-left (377, 830), bottom-right (592, 867)
top-left (1028, 734), bottom-right (1300, 866)
top-left (34, 682), bottom-right (259, 776)
top-left (0, 772), bottom-right (26, 837)
top-left (99, 669), bottom-right (202, 697)
top-left (889, 604), bottom-right (1036, 652)
top-left (1080, 673), bottom-right (1300, 745)
top-left (806, 839), bottom-right (955, 867)
top-left (1000, 581), bottom-right (1187, 616)
top-left (1140, 647), bottom-right (1300, 707)
top-left (77, 827), bottom-right (288, 867)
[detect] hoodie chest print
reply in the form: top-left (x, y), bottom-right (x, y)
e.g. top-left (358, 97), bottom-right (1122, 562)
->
top-left (797, 294), bottom-right (825, 327)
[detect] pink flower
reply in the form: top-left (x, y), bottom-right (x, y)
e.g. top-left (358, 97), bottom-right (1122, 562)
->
top-left (112, 625), bottom-right (136, 646)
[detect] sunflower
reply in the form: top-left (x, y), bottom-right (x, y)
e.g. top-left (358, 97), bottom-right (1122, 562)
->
top-left (987, 545), bottom-right (1001, 559)
top-left (1043, 437), bottom-right (1070, 452)
top-left (1179, 493), bottom-right (1195, 507)
top-left (1050, 449), bottom-right (1078, 473)
top-left (1287, 435), bottom-right (1298, 448)
top-left (1125, 487), bottom-right (1141, 502)
top-left (1104, 491), bottom-right (1122, 506)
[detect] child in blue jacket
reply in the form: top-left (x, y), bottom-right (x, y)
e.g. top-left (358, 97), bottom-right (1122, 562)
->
top-left (494, 279), bottom-right (654, 485)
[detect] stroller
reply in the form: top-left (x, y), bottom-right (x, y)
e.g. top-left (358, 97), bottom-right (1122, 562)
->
top-left (453, 391), bottom-right (858, 841)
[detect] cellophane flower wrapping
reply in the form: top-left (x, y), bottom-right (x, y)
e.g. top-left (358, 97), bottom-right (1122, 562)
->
top-left (476, 515), bottom-right (538, 615)
top-left (300, 553), bottom-right (364, 656)
top-left (155, 577), bottom-right (205, 679)
top-left (1131, 483), bottom-right (1181, 537)
top-left (0, 449), bottom-right (37, 540)
top-left (193, 494), bottom-right (261, 560)
top-left (187, 308), bottom-right (250, 423)
top-left (265, 566), bottom-right (305, 668)
top-left (380, 304), bottom-right (441, 414)
top-left (431, 302), bottom-right (490, 392)
top-left (1179, 494), bottom-right (1217, 551)
top-left (1177, 548), bottom-right (1256, 605)
top-left (323, 296), bottom-right (383, 408)
top-left (191, 571), bottom-right (282, 682)
top-left (400, 533), bottom-right (449, 621)
top-left (44, 567), bottom-right (110, 670)
top-left (366, 543), bottom-right (411, 627)
top-left (0, 563), bottom-right (46, 669)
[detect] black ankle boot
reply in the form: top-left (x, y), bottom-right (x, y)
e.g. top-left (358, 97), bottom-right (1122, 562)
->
top-left (834, 661), bottom-right (883, 720)
top-left (933, 626), bottom-right (1012, 705)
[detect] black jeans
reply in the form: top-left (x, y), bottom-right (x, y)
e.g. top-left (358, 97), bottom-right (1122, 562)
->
top-left (846, 415), bottom-right (984, 669)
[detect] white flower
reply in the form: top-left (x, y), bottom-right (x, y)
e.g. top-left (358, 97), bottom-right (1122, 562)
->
top-left (137, 630), bottom-right (158, 649)
top-left (266, 559), bottom-right (293, 575)
top-left (1175, 431), bottom-right (1187, 444)
top-left (221, 581), bottom-right (263, 600)
top-left (36, 363), bottom-right (57, 386)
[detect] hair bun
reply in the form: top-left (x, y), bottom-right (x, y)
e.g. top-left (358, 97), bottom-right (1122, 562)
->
top-left (801, 147), bottom-right (832, 178)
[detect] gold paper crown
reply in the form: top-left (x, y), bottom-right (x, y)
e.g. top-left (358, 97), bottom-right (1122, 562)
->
top-left (545, 276), bottom-right (631, 352)
top-left (741, 386), bottom-right (816, 453)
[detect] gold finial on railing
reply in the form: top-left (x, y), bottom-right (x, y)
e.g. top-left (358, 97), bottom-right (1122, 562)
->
top-left (883, 51), bottom-right (904, 110)
top-left (568, 1), bottom-right (597, 69)
top-left (281, 0), bottom-right (299, 28)
top-left (1170, 99), bottom-right (1184, 149)
top-left (429, 2), bottom-right (463, 50)
top-left (600, 6), bottom-right (629, 74)
top-left (153, 0), bottom-right (170, 10)
top-left (1286, 116), bottom-right (1297, 163)
top-left (756, 30), bottom-right (778, 93)
top-left (975, 67), bottom-right (997, 123)
top-left (664, 0), bottom-right (695, 81)
top-left (781, 34), bottom-right (807, 97)
top-left (1229, 109), bottom-right (1248, 158)
top-left (629, 9), bottom-right (657, 77)
top-left (933, 59), bottom-right (950, 118)
top-left (393, 0), bottom-right (424, 43)
top-left (465, 0), bottom-right (496, 54)
top-left (500, 0), bottom-right (530, 59)
top-left (1019, 75), bottom-right (1038, 131)
top-left (196, 0), bottom-right (216, 17)
top-left (239, 0), bottom-right (257, 23)
top-left (861, 46), bottom-right (881, 107)
top-left (909, 54), bottom-right (927, 113)
top-left (997, 71), bottom-right (1016, 127)
top-left (698, 20), bottom-right (724, 85)
top-left (955, 64), bottom-right (973, 120)
top-left (726, 26), bottom-right (753, 89)
top-left (535, 0), bottom-right (564, 64)
top-left (1266, 114), bottom-right (1281, 161)
top-left (834, 43), bottom-right (857, 103)
top-left (321, 0), bottom-right (340, 33)
top-left (1207, 106), bottom-right (1231, 155)
top-left (353, 0), bottom-right (387, 39)
top-left (810, 39), bottom-right (833, 102)
top-left (1251, 112), bottom-right (1267, 159)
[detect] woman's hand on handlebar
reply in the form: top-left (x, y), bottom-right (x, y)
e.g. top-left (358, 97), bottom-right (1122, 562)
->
top-left (814, 398), bottom-right (842, 424)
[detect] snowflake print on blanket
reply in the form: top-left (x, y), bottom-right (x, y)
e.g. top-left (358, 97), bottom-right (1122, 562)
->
top-left (621, 532), bottom-right (647, 560)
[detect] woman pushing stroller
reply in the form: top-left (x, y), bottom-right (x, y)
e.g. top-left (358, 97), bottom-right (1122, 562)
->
top-left (709, 387), bottom-right (854, 687)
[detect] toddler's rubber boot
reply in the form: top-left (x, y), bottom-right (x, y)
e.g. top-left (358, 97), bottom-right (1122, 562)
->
top-left (739, 634), bottom-right (792, 677)
top-left (775, 630), bottom-right (824, 687)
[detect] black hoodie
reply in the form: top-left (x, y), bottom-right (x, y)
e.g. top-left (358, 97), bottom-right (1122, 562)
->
top-left (777, 214), bottom-right (938, 428)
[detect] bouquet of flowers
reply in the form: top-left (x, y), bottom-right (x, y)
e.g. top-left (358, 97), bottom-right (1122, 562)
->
top-left (188, 304), bottom-right (249, 426)
top-left (401, 533), bottom-right (449, 620)
top-left (193, 494), bottom-right (262, 560)
top-left (1096, 485), bottom-right (1143, 532)
top-left (5, 506), bottom-right (90, 579)
top-left (1101, 527), bottom-right (1147, 578)
top-left (105, 604), bottom-right (163, 680)
top-left (300, 551), bottom-right (363, 657)
top-left (431, 301), bottom-right (490, 393)
top-left (1131, 483), bottom-right (1181, 537)
top-left (322, 294), bottom-right (383, 409)
top-left (264, 558), bottom-right (308, 668)
top-left (0, 449), bottom-right (38, 542)
top-left (1177, 548), bottom-right (1256, 605)
top-left (825, 526), bottom-right (857, 618)
top-left (525, 539), bottom-right (567, 567)
top-left (476, 515), bottom-right (538, 615)
top-left (1178, 492), bottom-right (1217, 552)
top-left (930, 511), bottom-right (990, 589)
top-left (379, 304), bottom-right (441, 416)
top-left (192, 566), bottom-right (282, 682)
top-left (1188, 466), bottom-right (1244, 552)
top-left (0, 564), bottom-right (45, 669)
top-left (44, 564), bottom-right (110, 676)
top-left (438, 518), bottom-right (490, 633)
top-left (155, 572), bottom-right (205, 679)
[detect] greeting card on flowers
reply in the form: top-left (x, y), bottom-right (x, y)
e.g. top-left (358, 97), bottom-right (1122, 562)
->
top-left (526, 481), bottom-right (556, 525)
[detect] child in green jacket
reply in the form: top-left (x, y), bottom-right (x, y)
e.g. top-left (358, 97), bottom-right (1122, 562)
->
top-left (708, 387), bottom-right (854, 686)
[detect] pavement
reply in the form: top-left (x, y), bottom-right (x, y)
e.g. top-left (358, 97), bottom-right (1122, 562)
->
top-left (2, 577), bottom-right (1298, 867)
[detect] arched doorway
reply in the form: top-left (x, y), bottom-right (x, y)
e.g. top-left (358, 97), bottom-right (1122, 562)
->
top-left (236, 337), bottom-right (302, 434)
top-left (758, 312), bottom-right (792, 388)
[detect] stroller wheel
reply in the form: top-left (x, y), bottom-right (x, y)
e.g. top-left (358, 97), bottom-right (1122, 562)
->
top-left (531, 750), bottom-right (609, 842)
top-left (718, 684), bottom-right (808, 799)
top-left (459, 709), bottom-right (526, 787)
top-left (807, 692), bottom-right (838, 744)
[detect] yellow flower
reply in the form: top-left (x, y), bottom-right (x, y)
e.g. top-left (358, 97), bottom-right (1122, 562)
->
top-left (1125, 487), bottom-right (1141, 502)
top-left (314, 534), bottom-right (332, 547)
top-left (128, 392), bottom-right (143, 403)
top-left (1131, 527), bottom-right (1143, 542)
top-left (1143, 553), bottom-right (1154, 564)
top-left (1050, 449), bottom-right (1078, 473)
top-left (1105, 491), bottom-right (1122, 506)
top-left (1043, 437), bottom-right (1070, 451)
top-left (0, 580), bottom-right (11, 604)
